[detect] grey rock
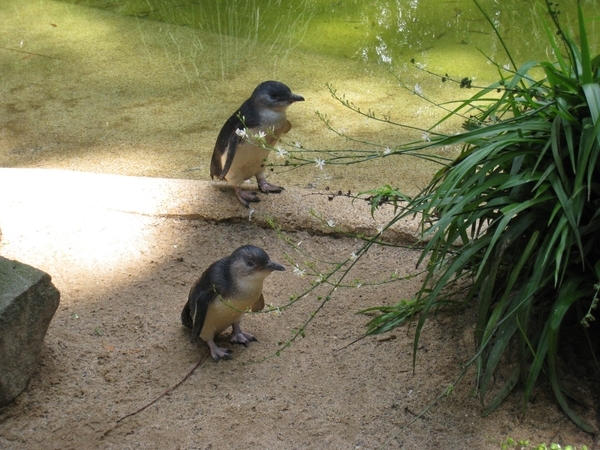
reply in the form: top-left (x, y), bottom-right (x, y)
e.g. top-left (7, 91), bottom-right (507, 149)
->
top-left (0, 256), bottom-right (60, 406)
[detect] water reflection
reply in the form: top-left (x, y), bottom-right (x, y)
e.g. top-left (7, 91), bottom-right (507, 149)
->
top-left (61, 0), bottom-right (599, 74)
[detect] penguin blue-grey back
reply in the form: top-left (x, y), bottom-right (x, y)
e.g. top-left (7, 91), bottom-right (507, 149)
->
top-left (181, 245), bottom-right (285, 361)
top-left (210, 81), bottom-right (304, 207)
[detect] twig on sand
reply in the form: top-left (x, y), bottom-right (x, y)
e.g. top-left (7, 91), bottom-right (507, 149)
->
top-left (0, 46), bottom-right (56, 60)
top-left (102, 349), bottom-right (210, 437)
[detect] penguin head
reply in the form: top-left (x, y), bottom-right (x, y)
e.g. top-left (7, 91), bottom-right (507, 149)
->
top-left (251, 81), bottom-right (305, 111)
top-left (229, 245), bottom-right (286, 282)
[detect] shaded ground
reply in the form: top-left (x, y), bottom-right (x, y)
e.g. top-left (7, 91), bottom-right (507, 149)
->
top-left (0, 170), bottom-right (595, 449)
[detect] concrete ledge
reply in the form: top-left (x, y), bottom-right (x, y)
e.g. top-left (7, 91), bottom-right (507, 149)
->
top-left (0, 168), bottom-right (421, 244)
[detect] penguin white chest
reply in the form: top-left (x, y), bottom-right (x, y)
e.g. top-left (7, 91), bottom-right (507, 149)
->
top-left (222, 139), bottom-right (271, 186)
top-left (199, 279), bottom-right (265, 342)
top-left (222, 109), bottom-right (289, 186)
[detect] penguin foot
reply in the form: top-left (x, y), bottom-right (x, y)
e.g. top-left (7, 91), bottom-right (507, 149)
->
top-left (207, 339), bottom-right (232, 362)
top-left (231, 322), bottom-right (257, 347)
top-left (235, 187), bottom-right (261, 207)
top-left (230, 331), bottom-right (258, 347)
top-left (257, 179), bottom-right (284, 194)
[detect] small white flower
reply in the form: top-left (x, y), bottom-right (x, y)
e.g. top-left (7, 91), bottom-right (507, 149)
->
top-left (326, 219), bottom-right (335, 228)
top-left (383, 146), bottom-right (392, 155)
top-left (356, 282), bottom-right (363, 288)
top-left (255, 130), bottom-right (266, 139)
top-left (503, 63), bottom-right (510, 71)
top-left (235, 128), bottom-right (248, 138)
top-left (294, 141), bottom-right (302, 148)
top-left (315, 158), bottom-right (325, 170)
top-left (293, 266), bottom-right (306, 277)
top-left (276, 146), bottom-right (288, 158)
top-left (269, 306), bottom-right (282, 316)
top-left (422, 131), bottom-right (431, 142)
top-left (414, 84), bottom-right (423, 96)
top-left (376, 225), bottom-right (384, 234)
top-left (350, 252), bottom-right (358, 261)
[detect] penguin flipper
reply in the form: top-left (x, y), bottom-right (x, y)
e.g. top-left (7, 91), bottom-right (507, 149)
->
top-left (185, 281), bottom-right (215, 343)
top-left (219, 133), bottom-right (240, 179)
top-left (210, 113), bottom-right (243, 180)
top-left (282, 119), bottom-right (292, 135)
top-left (251, 293), bottom-right (265, 312)
top-left (181, 302), bottom-right (193, 329)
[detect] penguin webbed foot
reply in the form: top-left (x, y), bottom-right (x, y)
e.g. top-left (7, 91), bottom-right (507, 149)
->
top-left (257, 178), bottom-right (284, 194)
top-left (207, 339), bottom-right (232, 362)
top-left (230, 331), bottom-right (258, 347)
top-left (235, 186), bottom-right (261, 207)
top-left (231, 322), bottom-right (257, 347)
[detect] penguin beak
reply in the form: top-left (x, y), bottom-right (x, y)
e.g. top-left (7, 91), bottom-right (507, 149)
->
top-left (265, 261), bottom-right (286, 272)
top-left (290, 94), bottom-right (305, 103)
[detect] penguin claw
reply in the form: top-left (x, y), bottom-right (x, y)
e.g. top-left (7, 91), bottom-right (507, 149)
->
top-left (235, 187), bottom-right (261, 207)
top-left (211, 347), bottom-right (232, 362)
top-left (207, 340), bottom-right (232, 362)
top-left (230, 331), bottom-right (258, 347)
top-left (257, 180), bottom-right (284, 194)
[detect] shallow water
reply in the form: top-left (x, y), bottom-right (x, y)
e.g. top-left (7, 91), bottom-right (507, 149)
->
top-left (58, 0), bottom-right (599, 71)
top-left (1, 0), bottom-right (598, 195)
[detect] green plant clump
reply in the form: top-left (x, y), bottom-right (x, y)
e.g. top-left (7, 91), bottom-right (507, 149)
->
top-left (364, 0), bottom-right (600, 431)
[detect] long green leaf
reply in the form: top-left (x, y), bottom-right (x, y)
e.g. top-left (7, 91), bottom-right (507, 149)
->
top-left (547, 279), bottom-right (594, 432)
top-left (523, 306), bottom-right (550, 405)
top-left (577, 4), bottom-right (592, 85)
top-left (582, 83), bottom-right (600, 128)
top-left (482, 365), bottom-right (520, 416)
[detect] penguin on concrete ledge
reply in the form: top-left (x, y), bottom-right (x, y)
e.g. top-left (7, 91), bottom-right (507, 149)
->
top-left (181, 245), bottom-right (285, 361)
top-left (210, 81), bottom-right (304, 207)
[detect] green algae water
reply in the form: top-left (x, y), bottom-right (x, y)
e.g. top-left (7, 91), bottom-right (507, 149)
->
top-left (1, 0), bottom-right (599, 194)
top-left (59, 0), bottom-right (599, 71)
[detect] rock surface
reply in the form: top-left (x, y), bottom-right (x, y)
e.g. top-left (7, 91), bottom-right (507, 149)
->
top-left (0, 257), bottom-right (60, 406)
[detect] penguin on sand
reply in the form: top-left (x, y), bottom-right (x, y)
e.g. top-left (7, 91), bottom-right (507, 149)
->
top-left (210, 81), bottom-right (304, 207)
top-left (181, 245), bottom-right (285, 361)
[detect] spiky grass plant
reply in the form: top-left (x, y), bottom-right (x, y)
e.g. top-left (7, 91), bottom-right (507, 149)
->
top-left (363, 0), bottom-right (600, 431)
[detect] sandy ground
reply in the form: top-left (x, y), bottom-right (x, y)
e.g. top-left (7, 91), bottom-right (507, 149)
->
top-left (0, 169), bottom-right (595, 449)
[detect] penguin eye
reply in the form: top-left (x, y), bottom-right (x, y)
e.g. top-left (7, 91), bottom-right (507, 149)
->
top-left (247, 260), bottom-right (255, 267)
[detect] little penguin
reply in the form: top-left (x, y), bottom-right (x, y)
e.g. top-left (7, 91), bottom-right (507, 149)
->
top-left (181, 245), bottom-right (285, 361)
top-left (210, 80), bottom-right (304, 207)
